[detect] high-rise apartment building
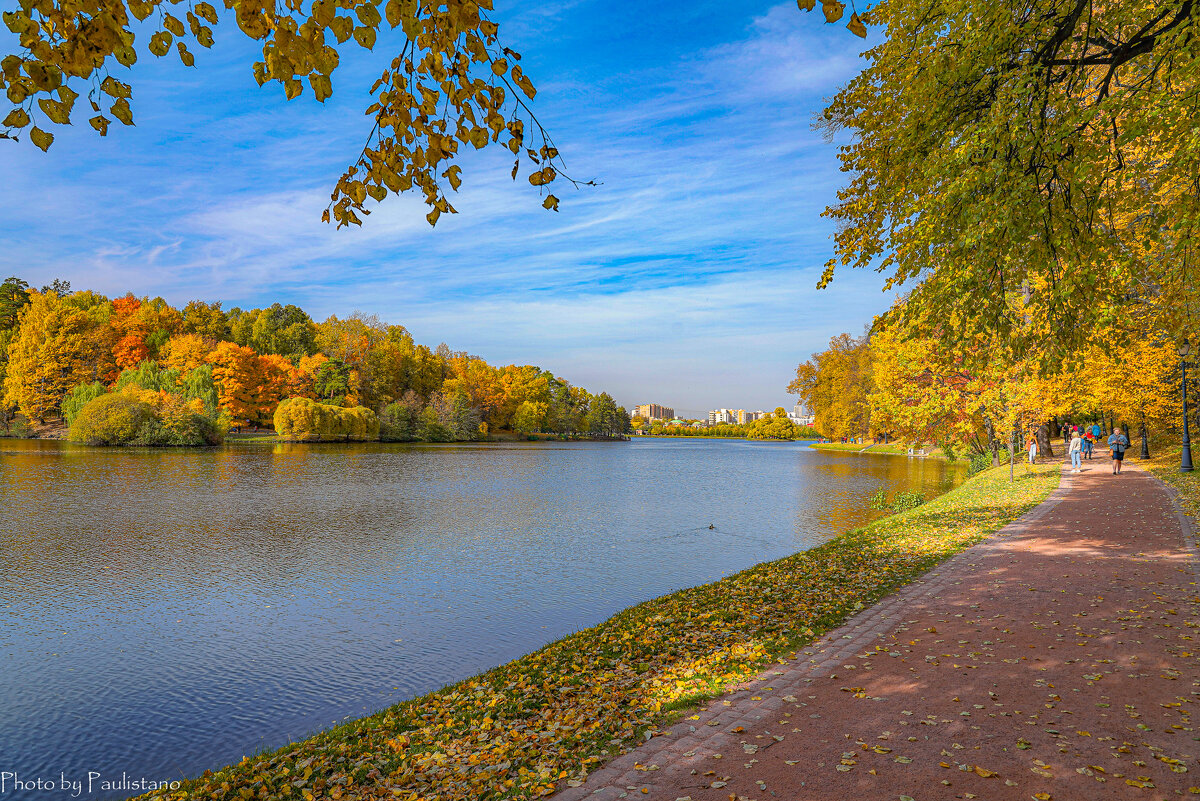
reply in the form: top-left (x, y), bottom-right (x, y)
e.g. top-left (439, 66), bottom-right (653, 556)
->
top-left (708, 408), bottom-right (736, 425)
top-left (634, 403), bottom-right (675, 421)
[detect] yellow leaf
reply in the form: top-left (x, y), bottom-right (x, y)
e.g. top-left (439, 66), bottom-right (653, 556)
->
top-left (2, 107), bottom-right (30, 128)
top-left (353, 26), bottom-right (376, 49)
top-left (100, 76), bottom-right (131, 99)
top-left (310, 74), bottom-right (333, 102)
top-left (89, 115), bottom-right (109, 135)
top-left (822, 0), bottom-right (845, 22)
top-left (29, 126), bottom-right (52, 151)
top-left (110, 97), bottom-right (134, 125)
top-left (37, 97), bottom-right (70, 124)
top-left (149, 31), bottom-right (172, 57)
top-left (797, 0), bottom-right (816, 9)
top-left (847, 12), bottom-right (867, 37)
top-left (176, 42), bottom-right (195, 67)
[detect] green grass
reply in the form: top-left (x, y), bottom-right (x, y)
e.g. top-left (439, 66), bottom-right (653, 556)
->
top-left (138, 463), bottom-right (1060, 801)
top-left (809, 441), bottom-right (873, 452)
top-left (1143, 444), bottom-right (1200, 527)
top-left (810, 441), bottom-right (963, 460)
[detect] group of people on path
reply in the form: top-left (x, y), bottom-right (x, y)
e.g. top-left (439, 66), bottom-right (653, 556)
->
top-left (1026, 422), bottom-right (1131, 474)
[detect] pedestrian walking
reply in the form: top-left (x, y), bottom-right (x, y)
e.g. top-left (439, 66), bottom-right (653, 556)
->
top-left (1083, 430), bottom-right (1094, 460)
top-left (1028, 435), bottom-right (1038, 464)
top-left (1107, 427), bottom-right (1130, 474)
top-left (1069, 429), bottom-right (1083, 472)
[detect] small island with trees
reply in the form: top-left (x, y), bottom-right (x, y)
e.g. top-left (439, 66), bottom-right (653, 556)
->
top-left (0, 277), bottom-right (631, 446)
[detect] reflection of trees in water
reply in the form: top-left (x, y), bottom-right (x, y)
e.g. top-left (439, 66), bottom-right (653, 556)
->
top-left (806, 451), bottom-right (966, 534)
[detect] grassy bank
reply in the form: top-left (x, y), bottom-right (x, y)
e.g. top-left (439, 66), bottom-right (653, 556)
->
top-left (810, 441), bottom-right (959, 459)
top-left (809, 441), bottom-right (872, 452)
top-left (1143, 445), bottom-right (1200, 525)
top-left (141, 463), bottom-right (1060, 801)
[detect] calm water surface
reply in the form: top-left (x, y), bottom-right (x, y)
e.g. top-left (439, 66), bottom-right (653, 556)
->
top-left (0, 438), bottom-right (964, 798)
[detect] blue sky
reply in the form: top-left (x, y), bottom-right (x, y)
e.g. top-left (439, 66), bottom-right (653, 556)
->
top-left (0, 1), bottom-right (893, 415)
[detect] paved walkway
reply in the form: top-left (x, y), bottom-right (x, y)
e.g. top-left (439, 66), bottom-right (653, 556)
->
top-left (553, 463), bottom-right (1199, 801)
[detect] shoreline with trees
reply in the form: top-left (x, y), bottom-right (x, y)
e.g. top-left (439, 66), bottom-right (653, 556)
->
top-left (632, 408), bottom-right (820, 441)
top-left (0, 277), bottom-right (632, 447)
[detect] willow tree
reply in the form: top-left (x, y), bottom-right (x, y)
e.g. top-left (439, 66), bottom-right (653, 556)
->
top-left (820, 0), bottom-right (1200, 353)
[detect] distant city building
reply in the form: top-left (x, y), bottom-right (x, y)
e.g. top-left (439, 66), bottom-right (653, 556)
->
top-left (634, 403), bottom-right (674, 421)
top-left (790, 399), bottom-right (815, 427)
top-left (708, 408), bottom-right (737, 425)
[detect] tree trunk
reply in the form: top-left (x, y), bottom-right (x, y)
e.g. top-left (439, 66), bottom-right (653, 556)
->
top-left (1038, 423), bottom-right (1053, 458)
top-left (1008, 425), bottom-right (1015, 482)
top-left (984, 417), bottom-right (1001, 466)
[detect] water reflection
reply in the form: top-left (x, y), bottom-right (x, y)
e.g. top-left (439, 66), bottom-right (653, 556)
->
top-left (0, 438), bottom-right (963, 799)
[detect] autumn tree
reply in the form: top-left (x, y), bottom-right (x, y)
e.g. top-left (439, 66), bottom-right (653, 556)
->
top-left (512, 400), bottom-right (545, 434)
top-left (789, 333), bottom-right (873, 440)
top-left (162, 333), bottom-right (216, 374)
top-left (2, 290), bottom-right (91, 420)
top-left (1087, 338), bottom-right (1181, 456)
top-left (207, 341), bottom-right (264, 424)
top-left (181, 300), bottom-right (230, 340)
top-left (820, 0), bottom-right (1200, 355)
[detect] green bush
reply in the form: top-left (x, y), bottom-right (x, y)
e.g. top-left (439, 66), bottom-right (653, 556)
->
top-left (893, 491), bottom-right (925, 511)
top-left (61, 382), bottom-right (108, 426)
top-left (869, 489), bottom-right (925, 513)
top-left (274, 398), bottom-right (380, 442)
top-left (968, 449), bottom-right (1012, 476)
top-left (379, 400), bottom-right (419, 441)
top-left (68, 392), bottom-right (225, 446)
top-left (67, 394), bottom-right (158, 445)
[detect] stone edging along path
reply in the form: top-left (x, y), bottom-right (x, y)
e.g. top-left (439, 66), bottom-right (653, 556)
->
top-left (552, 463), bottom-right (1199, 801)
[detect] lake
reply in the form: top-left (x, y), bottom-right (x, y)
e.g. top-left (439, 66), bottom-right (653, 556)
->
top-left (0, 438), bottom-right (964, 799)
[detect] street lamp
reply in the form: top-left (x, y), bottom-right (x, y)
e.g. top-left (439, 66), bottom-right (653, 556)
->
top-left (1182, 339), bottom-right (1194, 473)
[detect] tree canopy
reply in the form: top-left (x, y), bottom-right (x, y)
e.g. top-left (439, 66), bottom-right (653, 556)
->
top-left (821, 0), bottom-right (1200, 354)
top-left (1, 0), bottom-right (872, 228)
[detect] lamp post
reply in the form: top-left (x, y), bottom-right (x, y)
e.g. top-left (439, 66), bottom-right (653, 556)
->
top-left (1182, 339), bottom-right (1194, 473)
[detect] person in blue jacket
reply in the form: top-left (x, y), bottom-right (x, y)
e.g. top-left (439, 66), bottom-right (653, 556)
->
top-left (1107, 427), bottom-right (1130, 475)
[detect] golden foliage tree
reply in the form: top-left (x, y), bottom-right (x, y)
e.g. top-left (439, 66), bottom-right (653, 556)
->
top-left (162, 333), bottom-right (216, 374)
top-left (207, 341), bottom-right (264, 424)
top-left (2, 290), bottom-right (91, 420)
top-left (820, 0), bottom-right (1200, 353)
top-left (788, 333), bottom-right (873, 440)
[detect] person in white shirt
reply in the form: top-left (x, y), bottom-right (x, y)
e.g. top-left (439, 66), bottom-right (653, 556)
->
top-left (1069, 430), bottom-right (1083, 472)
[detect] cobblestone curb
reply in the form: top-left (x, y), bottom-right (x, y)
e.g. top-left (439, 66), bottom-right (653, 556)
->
top-left (550, 468), bottom-right (1076, 801)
